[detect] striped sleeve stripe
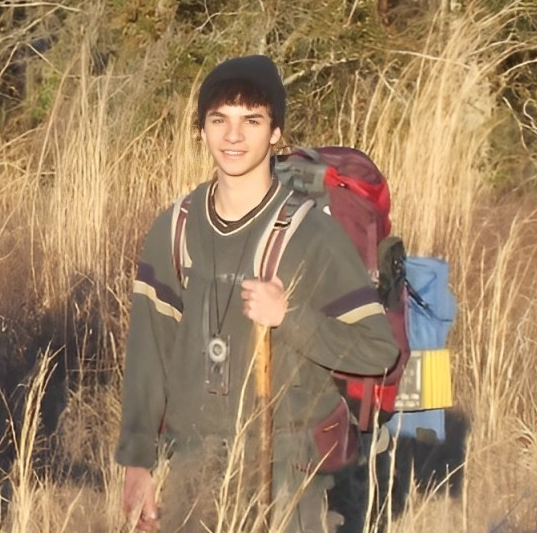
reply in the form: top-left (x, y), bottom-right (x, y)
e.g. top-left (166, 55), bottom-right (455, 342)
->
top-left (336, 302), bottom-right (385, 324)
top-left (322, 286), bottom-right (381, 317)
top-left (137, 262), bottom-right (183, 309)
top-left (133, 280), bottom-right (183, 322)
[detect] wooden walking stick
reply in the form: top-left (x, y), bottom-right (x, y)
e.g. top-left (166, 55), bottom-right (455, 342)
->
top-left (254, 323), bottom-right (273, 532)
top-left (253, 205), bottom-right (298, 531)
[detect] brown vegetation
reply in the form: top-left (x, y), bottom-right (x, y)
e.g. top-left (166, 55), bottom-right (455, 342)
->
top-left (1, 0), bottom-right (537, 532)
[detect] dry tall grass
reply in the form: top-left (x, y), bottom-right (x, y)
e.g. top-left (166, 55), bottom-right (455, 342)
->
top-left (1, 0), bottom-right (537, 532)
top-left (361, 2), bottom-right (537, 530)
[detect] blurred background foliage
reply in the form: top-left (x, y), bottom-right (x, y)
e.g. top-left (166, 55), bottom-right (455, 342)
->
top-left (0, 0), bottom-right (536, 187)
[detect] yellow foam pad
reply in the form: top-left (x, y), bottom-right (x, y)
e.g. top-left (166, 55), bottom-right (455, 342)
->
top-left (420, 349), bottom-right (453, 409)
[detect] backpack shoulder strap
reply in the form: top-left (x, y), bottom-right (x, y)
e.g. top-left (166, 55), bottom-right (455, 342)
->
top-left (172, 193), bottom-right (193, 288)
top-left (260, 190), bottom-right (315, 281)
top-left (172, 189), bottom-right (315, 285)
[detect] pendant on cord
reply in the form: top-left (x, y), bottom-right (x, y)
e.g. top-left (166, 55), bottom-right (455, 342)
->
top-left (204, 193), bottom-right (257, 396)
top-left (204, 334), bottom-right (231, 395)
top-left (208, 335), bottom-right (229, 363)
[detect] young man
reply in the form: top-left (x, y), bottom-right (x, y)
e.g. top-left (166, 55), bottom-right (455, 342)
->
top-left (116, 55), bottom-right (399, 533)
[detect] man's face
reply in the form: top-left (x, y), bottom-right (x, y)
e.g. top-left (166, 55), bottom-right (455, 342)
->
top-left (201, 104), bottom-right (281, 181)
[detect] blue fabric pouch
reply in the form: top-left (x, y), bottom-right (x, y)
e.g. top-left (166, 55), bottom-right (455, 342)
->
top-left (405, 256), bottom-right (457, 350)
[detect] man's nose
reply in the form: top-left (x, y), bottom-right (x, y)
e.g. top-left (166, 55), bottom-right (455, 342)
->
top-left (224, 122), bottom-right (244, 143)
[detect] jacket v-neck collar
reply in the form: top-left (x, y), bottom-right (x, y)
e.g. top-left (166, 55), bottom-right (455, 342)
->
top-left (206, 178), bottom-right (280, 236)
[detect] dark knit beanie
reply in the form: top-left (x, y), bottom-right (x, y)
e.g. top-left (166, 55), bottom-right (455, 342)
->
top-left (197, 55), bottom-right (286, 131)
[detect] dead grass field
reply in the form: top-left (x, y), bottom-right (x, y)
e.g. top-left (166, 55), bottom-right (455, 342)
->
top-left (1, 1), bottom-right (537, 532)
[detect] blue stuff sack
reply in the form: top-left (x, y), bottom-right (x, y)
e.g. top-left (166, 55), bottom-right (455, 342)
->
top-left (405, 257), bottom-right (457, 350)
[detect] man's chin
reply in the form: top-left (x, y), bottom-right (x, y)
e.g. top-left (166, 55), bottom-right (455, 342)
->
top-left (216, 167), bottom-right (251, 179)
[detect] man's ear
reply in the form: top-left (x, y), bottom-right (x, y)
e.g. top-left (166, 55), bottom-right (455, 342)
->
top-left (270, 127), bottom-right (282, 146)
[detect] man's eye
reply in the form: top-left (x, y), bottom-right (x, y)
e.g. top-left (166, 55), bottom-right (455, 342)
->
top-left (247, 119), bottom-right (260, 125)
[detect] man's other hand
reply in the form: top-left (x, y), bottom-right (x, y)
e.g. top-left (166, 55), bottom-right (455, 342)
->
top-left (123, 466), bottom-right (159, 532)
top-left (241, 276), bottom-right (288, 327)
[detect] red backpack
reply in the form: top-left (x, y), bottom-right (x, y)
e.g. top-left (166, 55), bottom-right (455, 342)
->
top-left (273, 147), bottom-right (410, 432)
